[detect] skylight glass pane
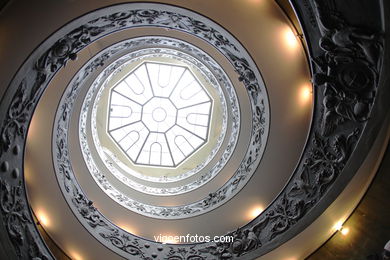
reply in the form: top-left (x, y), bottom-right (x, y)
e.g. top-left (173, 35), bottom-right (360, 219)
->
top-left (165, 125), bottom-right (203, 165)
top-left (176, 101), bottom-right (212, 139)
top-left (123, 64), bottom-right (153, 104)
top-left (109, 122), bottom-right (149, 161)
top-left (146, 63), bottom-right (186, 98)
top-left (169, 70), bottom-right (211, 109)
top-left (108, 92), bottom-right (142, 131)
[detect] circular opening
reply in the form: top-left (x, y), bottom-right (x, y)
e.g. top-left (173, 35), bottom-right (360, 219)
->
top-left (152, 107), bottom-right (167, 122)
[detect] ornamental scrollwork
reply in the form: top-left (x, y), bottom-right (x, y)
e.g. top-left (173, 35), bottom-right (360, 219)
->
top-left (198, 130), bottom-right (361, 259)
top-left (196, 0), bottom-right (383, 258)
top-left (311, 0), bottom-right (382, 137)
top-left (0, 179), bottom-right (50, 259)
top-left (0, 1), bottom-right (385, 259)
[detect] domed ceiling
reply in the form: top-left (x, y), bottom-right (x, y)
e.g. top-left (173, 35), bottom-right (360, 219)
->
top-left (0, 0), bottom-right (388, 260)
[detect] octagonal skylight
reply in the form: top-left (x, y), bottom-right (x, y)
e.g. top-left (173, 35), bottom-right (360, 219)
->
top-left (108, 62), bottom-right (213, 167)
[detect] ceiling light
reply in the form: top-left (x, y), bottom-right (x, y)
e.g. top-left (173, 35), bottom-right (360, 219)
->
top-left (334, 221), bottom-right (343, 231)
top-left (333, 220), bottom-right (350, 236)
top-left (36, 211), bottom-right (49, 227)
top-left (284, 27), bottom-right (299, 49)
top-left (340, 227), bottom-right (350, 236)
top-left (118, 224), bottom-right (136, 235)
top-left (70, 251), bottom-right (83, 260)
top-left (299, 84), bottom-right (312, 105)
top-left (249, 206), bottom-right (264, 219)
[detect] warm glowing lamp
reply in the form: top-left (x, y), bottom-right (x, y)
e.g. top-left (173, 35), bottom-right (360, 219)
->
top-left (249, 206), bottom-right (264, 219)
top-left (37, 211), bottom-right (49, 227)
top-left (333, 220), bottom-right (349, 236)
top-left (70, 251), bottom-right (83, 260)
top-left (284, 27), bottom-right (299, 49)
top-left (299, 84), bottom-right (312, 106)
top-left (341, 227), bottom-right (350, 236)
top-left (301, 86), bottom-right (311, 100)
top-left (118, 223), bottom-right (135, 234)
top-left (334, 221), bottom-right (343, 231)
